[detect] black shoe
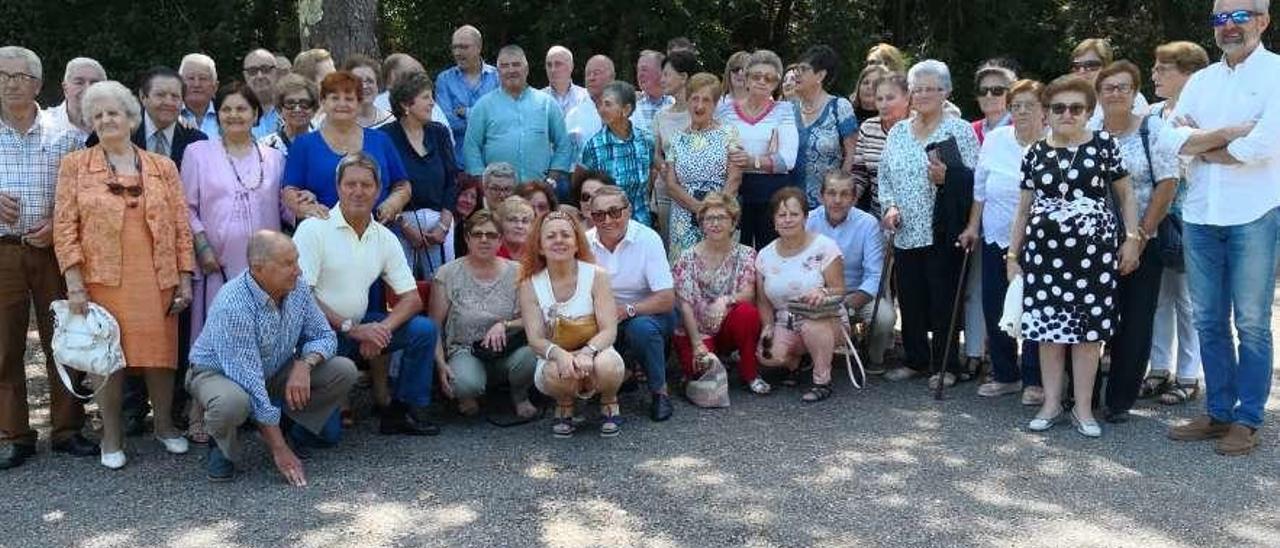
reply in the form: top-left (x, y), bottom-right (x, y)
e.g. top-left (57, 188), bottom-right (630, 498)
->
top-left (206, 444), bottom-right (235, 482)
top-left (1103, 409), bottom-right (1132, 424)
top-left (0, 443), bottom-right (36, 470)
top-left (380, 402), bottom-right (440, 436)
top-left (51, 434), bottom-right (99, 457)
top-left (123, 415), bottom-right (147, 437)
top-left (284, 424), bottom-right (313, 460)
top-left (650, 394), bottom-right (673, 422)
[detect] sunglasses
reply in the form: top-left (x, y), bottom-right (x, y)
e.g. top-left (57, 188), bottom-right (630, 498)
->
top-left (1070, 60), bottom-right (1104, 72)
top-left (1212, 9), bottom-right (1259, 27)
top-left (282, 99), bottom-right (315, 111)
top-left (579, 191), bottom-right (594, 204)
top-left (1049, 102), bottom-right (1088, 116)
top-left (244, 65), bottom-right (275, 76)
top-left (589, 205), bottom-right (629, 223)
top-left (977, 85), bottom-right (1007, 97)
top-left (105, 183), bottom-right (145, 198)
top-left (468, 230), bottom-right (500, 241)
top-left (748, 72), bottom-right (779, 84)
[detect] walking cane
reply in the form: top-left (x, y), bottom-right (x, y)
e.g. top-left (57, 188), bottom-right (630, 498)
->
top-left (861, 230), bottom-right (895, 355)
top-left (933, 245), bottom-right (972, 401)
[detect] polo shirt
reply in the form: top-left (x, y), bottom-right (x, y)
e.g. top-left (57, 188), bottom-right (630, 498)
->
top-left (586, 220), bottom-right (673, 305)
top-left (293, 204), bottom-right (416, 320)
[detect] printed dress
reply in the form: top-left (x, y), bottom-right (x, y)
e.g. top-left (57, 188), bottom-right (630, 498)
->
top-left (666, 124), bottom-right (738, 261)
top-left (1019, 131), bottom-right (1129, 343)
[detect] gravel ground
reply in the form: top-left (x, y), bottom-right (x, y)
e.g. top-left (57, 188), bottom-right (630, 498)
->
top-left (3, 310), bottom-right (1279, 548)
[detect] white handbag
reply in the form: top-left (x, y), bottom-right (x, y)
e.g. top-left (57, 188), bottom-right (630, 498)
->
top-left (50, 300), bottom-right (125, 399)
top-left (999, 278), bottom-right (1024, 339)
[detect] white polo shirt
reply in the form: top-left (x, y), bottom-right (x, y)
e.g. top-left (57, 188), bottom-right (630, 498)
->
top-left (293, 204), bottom-right (417, 320)
top-left (587, 220), bottom-right (673, 306)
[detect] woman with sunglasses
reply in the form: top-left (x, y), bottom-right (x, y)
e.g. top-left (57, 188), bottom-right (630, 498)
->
top-left (259, 74), bottom-right (318, 158)
top-left (664, 73), bottom-right (741, 261)
top-left (970, 62), bottom-right (1017, 145)
top-left (54, 81), bottom-right (195, 469)
top-left (1006, 75), bottom-right (1140, 439)
top-left (719, 51), bottom-right (750, 109)
top-left (1070, 38), bottom-right (1149, 123)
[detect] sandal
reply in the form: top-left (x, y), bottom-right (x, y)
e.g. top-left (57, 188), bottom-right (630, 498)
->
top-left (748, 377), bottom-right (772, 395)
top-left (599, 400), bottom-right (621, 437)
top-left (1159, 381), bottom-right (1201, 406)
top-left (552, 404), bottom-right (575, 438)
top-left (801, 383), bottom-right (832, 403)
top-left (1139, 371), bottom-right (1171, 399)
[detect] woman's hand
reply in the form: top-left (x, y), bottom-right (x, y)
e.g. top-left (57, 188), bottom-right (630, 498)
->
top-left (728, 147), bottom-right (750, 168)
top-left (881, 206), bottom-right (901, 232)
top-left (67, 286), bottom-right (89, 316)
top-left (801, 287), bottom-right (829, 307)
top-left (552, 348), bottom-right (576, 380)
top-left (170, 274), bottom-right (193, 316)
top-left (957, 226), bottom-right (980, 252)
top-left (198, 247), bottom-right (222, 275)
top-left (1005, 255), bottom-right (1023, 283)
top-left (927, 156), bottom-right (947, 186)
top-left (1118, 238), bottom-right (1141, 276)
top-left (572, 351), bottom-right (595, 379)
top-left (481, 322), bottom-right (508, 352)
top-left (376, 201), bottom-right (403, 225)
top-left (437, 361), bottom-right (455, 399)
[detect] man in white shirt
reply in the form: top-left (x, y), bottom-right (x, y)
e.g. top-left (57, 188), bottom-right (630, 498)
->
top-left (179, 53), bottom-right (221, 140)
top-left (804, 171), bottom-right (894, 375)
top-left (45, 57), bottom-right (105, 143)
top-left (1164, 0), bottom-right (1280, 457)
top-left (565, 55), bottom-right (614, 165)
top-left (586, 186), bottom-right (676, 421)
top-left (293, 152), bottom-right (441, 437)
top-left (542, 45), bottom-right (589, 115)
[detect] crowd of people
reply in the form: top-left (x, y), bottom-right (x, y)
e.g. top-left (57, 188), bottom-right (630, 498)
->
top-left (0, 0), bottom-right (1276, 486)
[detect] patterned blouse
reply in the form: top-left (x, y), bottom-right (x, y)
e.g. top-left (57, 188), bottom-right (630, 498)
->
top-left (793, 96), bottom-right (858, 208)
top-left (878, 114), bottom-right (980, 250)
top-left (434, 258), bottom-right (521, 357)
top-left (673, 243), bottom-right (757, 337)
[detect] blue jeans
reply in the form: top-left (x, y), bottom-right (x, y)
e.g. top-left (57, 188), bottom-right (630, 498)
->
top-left (338, 312), bottom-right (438, 408)
top-left (1185, 206), bottom-right (1280, 429)
top-left (981, 243), bottom-right (1040, 385)
top-left (616, 311), bottom-right (676, 394)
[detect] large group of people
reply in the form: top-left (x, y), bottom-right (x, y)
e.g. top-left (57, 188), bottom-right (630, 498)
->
top-left (1, 0), bottom-right (1276, 487)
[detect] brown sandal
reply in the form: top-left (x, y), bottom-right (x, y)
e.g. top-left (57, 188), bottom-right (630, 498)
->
top-left (1159, 381), bottom-right (1200, 406)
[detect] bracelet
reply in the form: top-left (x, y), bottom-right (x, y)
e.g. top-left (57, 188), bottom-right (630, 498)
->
top-left (1004, 251), bottom-right (1019, 261)
top-left (1125, 231), bottom-right (1141, 241)
top-left (543, 343), bottom-right (562, 361)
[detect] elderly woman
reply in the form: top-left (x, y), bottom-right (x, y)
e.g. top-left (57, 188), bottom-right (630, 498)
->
top-left (1091, 61), bottom-right (1180, 424)
top-left (717, 49), bottom-right (799, 249)
top-left (54, 81), bottom-right (195, 469)
top-left (1007, 75), bottom-right (1140, 438)
top-left (430, 209), bottom-right (537, 418)
top-left (570, 169), bottom-right (613, 230)
top-left (517, 181), bottom-right (558, 218)
top-left (518, 210), bottom-right (626, 437)
top-left (580, 81), bottom-right (657, 226)
top-left (259, 74), bottom-right (318, 157)
top-left (1070, 38), bottom-right (1148, 121)
top-left (495, 195), bottom-right (535, 260)
top-left (282, 71), bottom-right (411, 221)
top-left (719, 51), bottom-right (750, 109)
top-left (383, 71), bottom-right (459, 279)
top-left (792, 45), bottom-right (858, 208)
top-left (341, 55), bottom-right (395, 129)
top-left (756, 187), bottom-right (844, 402)
top-left (673, 192), bottom-right (768, 394)
top-left (849, 65), bottom-right (890, 127)
top-left (971, 62), bottom-right (1017, 144)
top-left (1144, 41), bottom-right (1209, 406)
top-left (959, 79), bottom-right (1046, 404)
top-left (878, 60), bottom-right (980, 387)
top-left (664, 73), bottom-right (742, 261)
top-left (851, 72), bottom-right (910, 218)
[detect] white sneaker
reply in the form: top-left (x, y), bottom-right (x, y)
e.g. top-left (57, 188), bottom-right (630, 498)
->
top-left (100, 450), bottom-right (127, 470)
top-left (748, 377), bottom-right (772, 395)
top-left (883, 367), bottom-right (920, 382)
top-left (1027, 413), bottom-right (1060, 432)
top-left (156, 435), bottom-right (190, 455)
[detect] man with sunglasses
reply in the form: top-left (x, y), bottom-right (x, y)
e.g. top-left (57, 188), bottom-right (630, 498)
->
top-left (243, 49), bottom-right (281, 140)
top-left (1164, 0), bottom-right (1280, 457)
top-left (585, 186), bottom-right (677, 421)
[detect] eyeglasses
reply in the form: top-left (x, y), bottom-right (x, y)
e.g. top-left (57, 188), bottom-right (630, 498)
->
top-left (977, 85), bottom-right (1007, 97)
top-left (0, 71), bottom-right (37, 84)
top-left (700, 213), bottom-right (732, 225)
top-left (1099, 83), bottom-right (1134, 95)
top-left (488, 185), bottom-right (515, 195)
top-left (468, 230), bottom-right (501, 241)
top-left (866, 59), bottom-right (885, 67)
top-left (1049, 103), bottom-right (1088, 116)
top-left (1070, 60), bottom-right (1104, 73)
top-left (589, 205), bottom-right (629, 223)
top-left (1009, 101), bottom-right (1040, 112)
top-left (748, 71), bottom-right (778, 84)
top-left (282, 99), bottom-right (315, 111)
top-left (244, 65), bottom-right (275, 76)
top-left (729, 66), bottom-right (745, 74)
top-left (910, 86), bottom-right (945, 95)
top-left (1212, 9), bottom-right (1259, 27)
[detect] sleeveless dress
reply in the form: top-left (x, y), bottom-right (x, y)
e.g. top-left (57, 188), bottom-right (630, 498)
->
top-left (531, 261), bottom-right (610, 398)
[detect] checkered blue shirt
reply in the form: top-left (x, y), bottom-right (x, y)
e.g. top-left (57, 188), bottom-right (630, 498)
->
top-left (580, 125), bottom-right (656, 223)
top-left (0, 110), bottom-right (84, 236)
top-left (189, 271), bottom-right (336, 425)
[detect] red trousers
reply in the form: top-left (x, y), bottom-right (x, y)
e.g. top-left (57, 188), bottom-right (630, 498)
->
top-left (674, 302), bottom-right (761, 383)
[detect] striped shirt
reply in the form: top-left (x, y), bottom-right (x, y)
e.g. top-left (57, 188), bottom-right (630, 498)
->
top-left (0, 109), bottom-right (84, 236)
top-left (851, 117), bottom-right (891, 218)
top-left (189, 271), bottom-right (337, 425)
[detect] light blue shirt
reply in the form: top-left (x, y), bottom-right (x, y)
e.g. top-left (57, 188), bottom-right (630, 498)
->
top-left (463, 86), bottom-right (571, 181)
top-left (806, 205), bottom-right (884, 297)
top-left (251, 107), bottom-right (280, 140)
top-left (436, 63), bottom-right (500, 163)
top-left (181, 103), bottom-right (221, 142)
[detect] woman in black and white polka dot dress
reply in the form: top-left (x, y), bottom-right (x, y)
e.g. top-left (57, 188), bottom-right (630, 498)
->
top-left (1006, 76), bottom-right (1140, 438)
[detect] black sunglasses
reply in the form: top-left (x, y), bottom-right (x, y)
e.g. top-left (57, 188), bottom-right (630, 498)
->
top-left (468, 230), bottom-right (501, 241)
top-left (1049, 103), bottom-right (1088, 116)
top-left (977, 85), bottom-right (1008, 97)
top-left (1070, 60), bottom-right (1104, 72)
top-left (589, 205), bottom-right (629, 223)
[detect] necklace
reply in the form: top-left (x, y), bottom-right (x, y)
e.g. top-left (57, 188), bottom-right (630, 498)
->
top-left (103, 147), bottom-right (144, 208)
top-left (223, 141), bottom-right (265, 191)
top-left (1049, 134), bottom-right (1086, 184)
top-left (800, 93), bottom-right (827, 116)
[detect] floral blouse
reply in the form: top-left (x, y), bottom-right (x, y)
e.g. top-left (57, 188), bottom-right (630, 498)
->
top-left (756, 234), bottom-right (842, 324)
top-left (673, 243), bottom-right (757, 336)
top-left (877, 114), bottom-right (979, 250)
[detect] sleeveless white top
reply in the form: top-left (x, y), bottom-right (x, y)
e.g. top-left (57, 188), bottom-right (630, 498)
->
top-left (531, 261), bottom-right (597, 322)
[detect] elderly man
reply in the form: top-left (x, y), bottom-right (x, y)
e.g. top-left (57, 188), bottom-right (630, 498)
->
top-left (463, 45), bottom-right (571, 184)
top-left (542, 45), bottom-right (589, 115)
top-left (565, 55), bottom-right (615, 165)
top-left (293, 152), bottom-right (440, 436)
top-left (179, 53), bottom-right (220, 139)
top-left (630, 50), bottom-right (673, 134)
top-left (243, 49), bottom-right (281, 139)
top-left (0, 46), bottom-right (95, 469)
top-left (1165, 0), bottom-right (1280, 457)
top-left (437, 25), bottom-right (499, 165)
top-left (804, 170), bottom-right (895, 375)
top-left (586, 186), bottom-right (676, 421)
top-left (45, 57), bottom-right (106, 142)
top-left (188, 231), bottom-right (357, 484)
top-left (580, 81), bottom-right (657, 226)
top-left (480, 161), bottom-right (518, 210)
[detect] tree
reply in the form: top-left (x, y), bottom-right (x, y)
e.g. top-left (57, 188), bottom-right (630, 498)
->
top-left (298, 0), bottom-right (380, 61)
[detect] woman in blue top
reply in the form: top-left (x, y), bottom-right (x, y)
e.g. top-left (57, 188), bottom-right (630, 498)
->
top-left (790, 45), bottom-right (857, 208)
top-left (382, 72), bottom-right (459, 279)
top-left (282, 71), bottom-right (411, 222)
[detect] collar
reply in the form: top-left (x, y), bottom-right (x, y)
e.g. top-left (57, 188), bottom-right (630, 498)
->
top-left (820, 207), bottom-right (850, 229)
top-left (640, 93), bottom-right (670, 106)
top-left (242, 271), bottom-right (276, 307)
top-left (330, 203), bottom-right (375, 234)
top-left (0, 104), bottom-right (46, 136)
top-left (181, 102), bottom-right (216, 120)
top-left (144, 112), bottom-right (176, 143)
top-left (1221, 44), bottom-right (1271, 71)
top-left (502, 85), bottom-right (532, 101)
top-left (589, 220), bottom-right (636, 251)
top-left (604, 122), bottom-right (637, 143)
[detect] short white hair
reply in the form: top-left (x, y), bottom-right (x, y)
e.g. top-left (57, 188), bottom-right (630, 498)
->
top-left (908, 59), bottom-right (953, 93)
top-left (63, 57), bottom-right (105, 83)
top-left (0, 46), bottom-right (42, 80)
top-left (546, 45), bottom-right (573, 63)
top-left (81, 80), bottom-right (142, 130)
top-left (179, 53), bottom-right (217, 80)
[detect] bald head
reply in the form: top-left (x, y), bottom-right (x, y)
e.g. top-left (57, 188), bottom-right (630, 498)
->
top-left (545, 45), bottom-right (575, 90)
top-left (247, 230), bottom-right (294, 268)
top-left (451, 25), bottom-right (484, 70)
top-left (584, 55), bottom-right (616, 98)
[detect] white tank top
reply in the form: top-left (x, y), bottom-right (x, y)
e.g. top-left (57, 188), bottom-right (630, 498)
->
top-left (531, 261), bottom-right (597, 322)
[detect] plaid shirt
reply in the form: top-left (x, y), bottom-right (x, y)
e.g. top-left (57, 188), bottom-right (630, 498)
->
top-left (629, 93), bottom-right (674, 135)
top-left (189, 271), bottom-right (337, 425)
top-left (0, 109), bottom-right (84, 236)
top-left (580, 125), bottom-right (656, 223)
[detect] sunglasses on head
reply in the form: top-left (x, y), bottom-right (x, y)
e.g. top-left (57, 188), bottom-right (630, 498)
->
top-left (1070, 60), bottom-right (1104, 72)
top-left (1049, 102), bottom-right (1088, 116)
top-left (977, 85), bottom-right (1007, 97)
top-left (589, 205), bottom-right (629, 223)
top-left (1212, 9), bottom-right (1258, 27)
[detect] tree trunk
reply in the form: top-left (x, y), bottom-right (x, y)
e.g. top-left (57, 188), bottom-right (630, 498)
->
top-left (298, 0), bottom-right (380, 62)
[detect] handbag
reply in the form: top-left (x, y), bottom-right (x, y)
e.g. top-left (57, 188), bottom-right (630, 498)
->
top-left (999, 277), bottom-right (1024, 339)
top-left (386, 209), bottom-right (439, 309)
top-left (1136, 115), bottom-right (1185, 272)
top-left (50, 300), bottom-right (125, 399)
top-left (786, 294), bottom-right (866, 389)
top-left (470, 326), bottom-right (529, 361)
top-left (685, 353), bottom-right (730, 408)
top-left (549, 315), bottom-right (599, 352)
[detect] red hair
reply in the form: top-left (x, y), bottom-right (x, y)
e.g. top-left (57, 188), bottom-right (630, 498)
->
top-left (320, 71), bottom-right (363, 101)
top-left (519, 210), bottom-right (595, 283)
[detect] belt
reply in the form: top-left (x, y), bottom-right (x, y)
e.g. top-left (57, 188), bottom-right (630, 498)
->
top-left (0, 234), bottom-right (25, 246)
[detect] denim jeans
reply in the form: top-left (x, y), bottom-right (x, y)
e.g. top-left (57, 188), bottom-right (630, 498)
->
top-left (616, 310), bottom-right (676, 394)
top-left (338, 312), bottom-right (438, 408)
top-left (1185, 206), bottom-right (1280, 428)
top-left (980, 243), bottom-right (1040, 385)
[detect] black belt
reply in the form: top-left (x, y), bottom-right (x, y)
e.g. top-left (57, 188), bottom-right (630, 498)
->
top-left (0, 234), bottom-right (25, 246)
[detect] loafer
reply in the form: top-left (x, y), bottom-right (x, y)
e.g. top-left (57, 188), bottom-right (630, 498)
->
top-left (1021, 386), bottom-right (1045, 406)
top-left (156, 435), bottom-right (190, 455)
top-left (379, 401), bottom-right (440, 436)
top-left (100, 450), bottom-right (127, 470)
top-left (0, 442), bottom-right (36, 470)
top-left (51, 434), bottom-right (99, 457)
top-left (1027, 413), bottom-right (1061, 432)
top-left (1168, 415), bottom-right (1232, 441)
top-left (977, 381), bottom-right (1022, 398)
top-left (1071, 408), bottom-right (1102, 438)
top-left (649, 394), bottom-right (673, 422)
top-left (1215, 424), bottom-right (1260, 456)
top-left (206, 444), bottom-right (235, 482)
top-left (1103, 409), bottom-right (1131, 424)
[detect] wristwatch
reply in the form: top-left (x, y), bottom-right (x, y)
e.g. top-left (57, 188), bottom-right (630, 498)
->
top-left (585, 343), bottom-right (601, 356)
top-left (340, 318), bottom-right (354, 333)
top-left (625, 303), bottom-right (637, 318)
